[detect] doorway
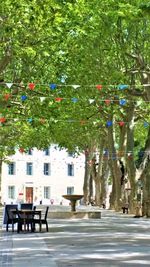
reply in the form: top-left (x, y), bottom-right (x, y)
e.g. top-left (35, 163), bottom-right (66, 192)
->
top-left (25, 187), bottom-right (33, 203)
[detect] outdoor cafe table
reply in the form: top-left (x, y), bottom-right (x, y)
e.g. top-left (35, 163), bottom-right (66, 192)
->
top-left (11, 209), bottom-right (42, 232)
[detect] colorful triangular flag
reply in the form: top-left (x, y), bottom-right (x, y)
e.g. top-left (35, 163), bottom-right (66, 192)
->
top-left (118, 84), bottom-right (129, 90)
top-left (6, 83), bottom-right (13, 88)
top-left (40, 97), bottom-right (46, 102)
top-left (50, 84), bottom-right (57, 90)
top-left (71, 98), bottom-right (78, 103)
top-left (119, 99), bottom-right (126, 105)
top-left (72, 85), bottom-right (80, 89)
top-left (89, 99), bottom-right (95, 104)
top-left (28, 83), bottom-right (35, 90)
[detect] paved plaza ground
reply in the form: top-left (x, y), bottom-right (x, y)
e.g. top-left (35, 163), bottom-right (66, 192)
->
top-left (0, 206), bottom-right (150, 267)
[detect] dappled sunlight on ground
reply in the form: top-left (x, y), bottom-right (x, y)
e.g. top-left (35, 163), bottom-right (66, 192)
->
top-left (1, 208), bottom-right (150, 266)
top-left (44, 210), bottom-right (150, 266)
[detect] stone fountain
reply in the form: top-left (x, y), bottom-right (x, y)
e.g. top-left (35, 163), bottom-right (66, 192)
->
top-left (62, 194), bottom-right (83, 212)
top-left (47, 194), bottom-right (101, 219)
top-left (48, 194), bottom-right (101, 219)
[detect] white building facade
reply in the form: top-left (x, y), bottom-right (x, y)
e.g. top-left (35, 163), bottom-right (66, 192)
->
top-left (1, 145), bottom-right (85, 205)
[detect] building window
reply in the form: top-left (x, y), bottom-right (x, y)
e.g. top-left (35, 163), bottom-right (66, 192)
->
top-left (44, 163), bottom-right (51, 175)
top-left (67, 187), bottom-right (74, 195)
top-left (44, 148), bottom-right (50, 156)
top-left (68, 164), bottom-right (74, 176)
top-left (44, 186), bottom-right (50, 199)
top-left (26, 162), bottom-right (33, 175)
top-left (8, 186), bottom-right (15, 199)
top-left (27, 148), bottom-right (32, 155)
top-left (8, 162), bottom-right (15, 175)
top-left (68, 152), bottom-right (74, 157)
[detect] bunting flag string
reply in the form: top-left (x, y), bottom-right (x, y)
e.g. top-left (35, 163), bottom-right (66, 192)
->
top-left (0, 82), bottom-right (149, 129)
top-left (0, 115), bottom-right (149, 128)
top-left (15, 149), bottom-right (150, 161)
top-left (0, 144), bottom-right (148, 161)
top-left (0, 145), bottom-right (148, 154)
top-left (1, 93), bottom-right (150, 104)
top-left (1, 148), bottom-right (146, 162)
top-left (1, 82), bottom-right (150, 90)
top-left (1, 82), bottom-right (150, 106)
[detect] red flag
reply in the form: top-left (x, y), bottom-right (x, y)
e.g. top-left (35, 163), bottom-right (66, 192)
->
top-left (4, 94), bottom-right (11, 101)
top-left (118, 121), bottom-right (125, 127)
top-left (96, 84), bottom-right (102, 90)
top-left (28, 83), bottom-right (35, 90)
top-left (105, 99), bottom-right (111, 105)
top-left (0, 117), bottom-right (6, 123)
top-left (55, 97), bottom-right (63, 102)
top-left (19, 147), bottom-right (25, 153)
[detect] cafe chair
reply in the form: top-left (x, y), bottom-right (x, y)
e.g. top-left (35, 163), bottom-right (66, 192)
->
top-left (33, 206), bottom-right (49, 232)
top-left (15, 208), bottom-right (34, 233)
top-left (14, 208), bottom-right (24, 233)
top-left (5, 204), bottom-right (18, 232)
top-left (20, 203), bottom-right (33, 210)
top-left (20, 203), bottom-right (34, 231)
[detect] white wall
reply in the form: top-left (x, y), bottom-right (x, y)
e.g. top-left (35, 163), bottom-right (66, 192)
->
top-left (1, 145), bottom-right (85, 205)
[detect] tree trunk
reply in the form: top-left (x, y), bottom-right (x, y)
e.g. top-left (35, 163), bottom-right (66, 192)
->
top-left (0, 159), bottom-right (2, 205)
top-left (91, 138), bottom-right (107, 207)
top-left (138, 127), bottom-right (150, 217)
top-left (118, 123), bottom-right (127, 204)
top-left (89, 174), bottom-right (94, 201)
top-left (100, 160), bottom-right (109, 206)
top-left (83, 148), bottom-right (93, 204)
top-left (89, 155), bottom-right (101, 206)
top-left (107, 113), bottom-right (122, 211)
top-left (83, 154), bottom-right (90, 204)
top-left (94, 176), bottom-right (101, 206)
top-left (126, 103), bottom-right (136, 213)
top-left (144, 161), bottom-right (150, 217)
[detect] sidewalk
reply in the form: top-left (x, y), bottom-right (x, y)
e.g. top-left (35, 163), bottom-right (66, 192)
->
top-left (1, 207), bottom-right (150, 266)
top-left (0, 205), bottom-right (57, 267)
